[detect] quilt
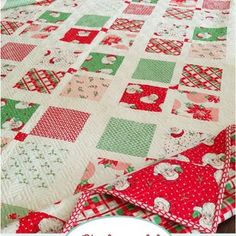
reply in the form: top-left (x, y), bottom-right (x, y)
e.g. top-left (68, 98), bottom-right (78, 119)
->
top-left (1, 0), bottom-right (235, 234)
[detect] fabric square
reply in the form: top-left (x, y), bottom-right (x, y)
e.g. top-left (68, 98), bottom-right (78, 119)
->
top-left (132, 0), bottom-right (159, 3)
top-left (132, 59), bottom-right (176, 83)
top-left (179, 64), bottom-right (223, 91)
top-left (153, 23), bottom-right (189, 40)
top-left (1, 140), bottom-right (70, 189)
top-left (37, 47), bottom-right (82, 69)
top-left (196, 10), bottom-right (229, 27)
top-left (123, 4), bottom-right (155, 15)
top-left (189, 42), bottom-right (226, 60)
top-left (30, 106), bottom-right (90, 142)
top-left (37, 10), bottom-right (71, 24)
top-left (19, 23), bottom-right (58, 39)
top-left (76, 15), bottom-right (110, 28)
top-left (110, 18), bottom-right (144, 33)
top-left (99, 30), bottom-right (137, 51)
top-left (119, 83), bottom-right (168, 112)
top-left (0, 21), bottom-right (24, 35)
top-left (171, 90), bottom-right (220, 121)
top-left (192, 27), bottom-right (227, 42)
top-left (1, 64), bottom-right (16, 80)
top-left (169, 0), bottom-right (198, 8)
top-left (80, 52), bottom-right (124, 75)
top-left (3, 7), bottom-right (43, 22)
top-left (202, 0), bottom-right (231, 10)
top-left (60, 28), bottom-right (99, 44)
top-left (163, 7), bottom-right (194, 20)
top-left (97, 117), bottom-right (156, 157)
top-left (0, 42), bottom-right (36, 61)
top-left (145, 38), bottom-right (184, 56)
top-left (60, 74), bottom-right (111, 101)
top-left (1, 98), bottom-right (40, 132)
top-left (13, 69), bottom-right (66, 94)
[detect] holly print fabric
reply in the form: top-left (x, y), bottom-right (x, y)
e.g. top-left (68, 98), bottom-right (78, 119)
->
top-left (1, 0), bottom-right (235, 234)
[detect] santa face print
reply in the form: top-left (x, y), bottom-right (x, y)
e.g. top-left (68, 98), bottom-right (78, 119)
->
top-left (2, 118), bottom-right (24, 131)
top-left (200, 203), bottom-right (215, 229)
top-left (202, 153), bottom-right (224, 169)
top-left (154, 163), bottom-right (181, 180)
top-left (154, 197), bottom-right (170, 212)
top-left (193, 202), bottom-right (216, 229)
top-left (113, 177), bottom-right (130, 191)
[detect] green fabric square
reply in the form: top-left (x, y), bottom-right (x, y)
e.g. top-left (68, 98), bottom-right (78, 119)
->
top-left (38, 11), bottom-right (71, 24)
top-left (226, 197), bottom-right (234, 204)
top-left (132, 59), bottom-right (176, 83)
top-left (192, 27), bottom-right (227, 42)
top-left (175, 225), bottom-right (184, 231)
top-left (97, 118), bottom-right (156, 157)
top-left (91, 196), bottom-right (100, 203)
top-left (116, 209), bottom-right (124, 215)
top-left (76, 15), bottom-right (110, 28)
top-left (1, 98), bottom-right (39, 129)
top-left (152, 215), bottom-right (161, 225)
top-left (81, 53), bottom-right (124, 75)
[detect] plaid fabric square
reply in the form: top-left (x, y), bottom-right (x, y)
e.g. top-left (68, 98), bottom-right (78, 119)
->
top-left (110, 18), bottom-right (144, 33)
top-left (123, 4), bottom-right (155, 15)
top-left (30, 106), bottom-right (90, 142)
top-left (0, 21), bottom-right (24, 35)
top-left (97, 117), bottom-right (156, 157)
top-left (119, 83), bottom-right (168, 112)
top-left (145, 38), bottom-right (184, 56)
top-left (132, 59), bottom-right (176, 83)
top-left (13, 69), bottom-right (66, 94)
top-left (0, 42), bottom-right (36, 61)
top-left (163, 7), bottom-right (194, 20)
top-left (60, 28), bottom-right (99, 44)
top-left (180, 64), bottom-right (223, 91)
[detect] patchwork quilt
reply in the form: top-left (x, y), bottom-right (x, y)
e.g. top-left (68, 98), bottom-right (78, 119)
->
top-left (1, 0), bottom-right (235, 234)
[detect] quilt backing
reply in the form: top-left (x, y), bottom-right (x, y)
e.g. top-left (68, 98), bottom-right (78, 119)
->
top-left (1, 0), bottom-right (235, 234)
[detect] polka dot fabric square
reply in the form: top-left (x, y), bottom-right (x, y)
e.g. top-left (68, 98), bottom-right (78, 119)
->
top-left (30, 106), bottom-right (90, 142)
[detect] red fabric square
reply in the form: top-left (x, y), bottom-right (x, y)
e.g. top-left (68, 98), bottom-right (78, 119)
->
top-left (123, 4), bottom-right (155, 15)
top-left (119, 83), bottom-right (168, 112)
top-left (60, 28), bottom-right (99, 44)
top-left (30, 107), bottom-right (90, 142)
top-left (0, 42), bottom-right (36, 61)
top-left (14, 132), bottom-right (28, 142)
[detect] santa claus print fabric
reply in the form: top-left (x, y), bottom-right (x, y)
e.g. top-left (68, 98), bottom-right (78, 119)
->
top-left (1, 0), bottom-right (235, 234)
